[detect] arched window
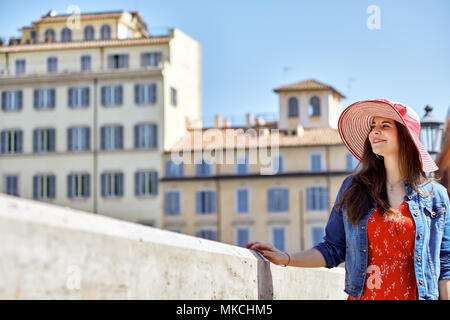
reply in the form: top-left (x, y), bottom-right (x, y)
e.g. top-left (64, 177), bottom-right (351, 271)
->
top-left (84, 25), bottom-right (94, 40)
top-left (100, 24), bottom-right (111, 40)
top-left (309, 96), bottom-right (321, 117)
top-left (44, 28), bottom-right (55, 42)
top-left (288, 97), bottom-right (299, 118)
top-left (61, 27), bottom-right (72, 42)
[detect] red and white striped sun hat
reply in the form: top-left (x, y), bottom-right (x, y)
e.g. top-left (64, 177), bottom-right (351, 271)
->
top-left (338, 99), bottom-right (438, 172)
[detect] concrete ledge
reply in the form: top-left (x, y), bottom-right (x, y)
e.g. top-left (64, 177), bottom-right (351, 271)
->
top-left (0, 193), bottom-right (346, 299)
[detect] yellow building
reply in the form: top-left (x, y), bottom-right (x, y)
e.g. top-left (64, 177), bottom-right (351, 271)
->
top-left (162, 80), bottom-right (359, 252)
top-left (0, 10), bottom-right (202, 227)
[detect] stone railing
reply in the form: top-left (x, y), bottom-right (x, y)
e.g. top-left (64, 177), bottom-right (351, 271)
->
top-left (0, 193), bottom-right (346, 299)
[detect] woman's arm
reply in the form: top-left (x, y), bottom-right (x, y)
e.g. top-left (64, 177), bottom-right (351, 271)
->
top-left (439, 279), bottom-right (450, 300)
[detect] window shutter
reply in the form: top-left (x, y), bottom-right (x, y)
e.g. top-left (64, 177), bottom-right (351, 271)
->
top-left (68, 88), bottom-right (74, 107)
top-left (50, 89), bottom-right (55, 108)
top-left (135, 172), bottom-right (141, 196)
top-left (100, 127), bottom-right (105, 150)
top-left (151, 124), bottom-right (157, 148)
top-left (107, 55), bottom-right (114, 69)
top-left (49, 175), bottom-right (56, 199)
top-left (117, 173), bottom-right (124, 196)
top-left (67, 128), bottom-right (73, 151)
top-left (85, 127), bottom-right (90, 151)
top-left (33, 176), bottom-right (39, 199)
top-left (117, 125), bottom-right (123, 149)
top-left (0, 131), bottom-right (6, 154)
top-left (101, 87), bottom-right (106, 106)
top-left (17, 130), bottom-right (23, 153)
top-left (268, 189), bottom-right (274, 212)
top-left (151, 172), bottom-right (158, 195)
top-left (210, 192), bottom-right (216, 213)
top-left (196, 192), bottom-right (202, 214)
top-left (1, 91), bottom-right (6, 110)
top-left (82, 88), bottom-right (89, 106)
top-left (67, 174), bottom-right (73, 198)
top-left (134, 84), bottom-right (140, 104)
top-left (117, 86), bottom-right (123, 105)
top-left (283, 189), bottom-right (289, 211)
top-left (33, 90), bottom-right (39, 109)
top-left (84, 174), bottom-right (90, 198)
top-left (164, 192), bottom-right (171, 214)
top-left (149, 84), bottom-right (156, 103)
top-left (33, 129), bottom-right (39, 153)
top-left (49, 129), bottom-right (56, 152)
top-left (17, 91), bottom-right (22, 110)
top-left (134, 124), bottom-right (139, 148)
top-left (101, 174), bottom-right (106, 197)
top-left (122, 55), bottom-right (129, 68)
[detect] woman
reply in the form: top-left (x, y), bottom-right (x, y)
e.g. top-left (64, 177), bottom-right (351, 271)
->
top-left (246, 99), bottom-right (450, 300)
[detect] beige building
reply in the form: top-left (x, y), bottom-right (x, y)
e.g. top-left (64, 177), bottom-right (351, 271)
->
top-left (162, 80), bottom-right (359, 252)
top-left (0, 10), bottom-right (202, 227)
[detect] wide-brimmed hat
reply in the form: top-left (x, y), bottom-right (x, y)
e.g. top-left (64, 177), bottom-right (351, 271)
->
top-left (338, 99), bottom-right (438, 172)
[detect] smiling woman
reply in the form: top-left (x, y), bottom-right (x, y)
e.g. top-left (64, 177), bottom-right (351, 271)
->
top-left (247, 99), bottom-right (450, 300)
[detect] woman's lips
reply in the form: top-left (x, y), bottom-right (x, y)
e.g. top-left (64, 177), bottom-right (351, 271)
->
top-left (373, 140), bottom-right (386, 144)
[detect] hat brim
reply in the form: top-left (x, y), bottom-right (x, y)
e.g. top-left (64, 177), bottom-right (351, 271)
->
top-left (338, 100), bottom-right (438, 172)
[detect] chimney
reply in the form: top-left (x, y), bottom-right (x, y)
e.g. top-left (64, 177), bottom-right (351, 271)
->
top-left (223, 118), bottom-right (231, 128)
top-left (214, 115), bottom-right (221, 128)
top-left (246, 113), bottom-right (253, 128)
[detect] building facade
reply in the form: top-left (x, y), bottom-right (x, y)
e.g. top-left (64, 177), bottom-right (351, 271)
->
top-left (0, 10), bottom-right (202, 227)
top-left (161, 80), bottom-right (359, 252)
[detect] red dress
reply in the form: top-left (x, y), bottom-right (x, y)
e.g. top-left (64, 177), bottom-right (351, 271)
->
top-left (347, 200), bottom-right (418, 300)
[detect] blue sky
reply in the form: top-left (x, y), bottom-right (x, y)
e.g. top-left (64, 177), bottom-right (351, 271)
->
top-left (0, 0), bottom-right (449, 127)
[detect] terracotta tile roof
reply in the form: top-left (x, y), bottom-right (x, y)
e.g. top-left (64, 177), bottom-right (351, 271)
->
top-left (0, 36), bottom-right (172, 53)
top-left (273, 79), bottom-right (346, 98)
top-left (168, 127), bottom-right (343, 152)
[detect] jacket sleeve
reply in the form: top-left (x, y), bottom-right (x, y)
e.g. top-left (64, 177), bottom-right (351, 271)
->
top-left (313, 175), bottom-right (352, 268)
top-left (439, 189), bottom-right (450, 280)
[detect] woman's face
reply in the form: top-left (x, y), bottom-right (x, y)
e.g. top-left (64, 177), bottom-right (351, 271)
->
top-left (368, 116), bottom-right (399, 158)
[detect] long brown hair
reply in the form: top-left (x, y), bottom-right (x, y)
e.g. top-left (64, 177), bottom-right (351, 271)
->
top-left (336, 120), bottom-right (440, 225)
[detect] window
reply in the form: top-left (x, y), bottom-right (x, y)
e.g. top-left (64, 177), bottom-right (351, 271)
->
top-left (236, 188), bottom-right (249, 214)
top-left (196, 190), bottom-right (216, 214)
top-left (5, 175), bottom-right (19, 196)
top-left (272, 227), bottom-right (286, 251)
top-left (236, 157), bottom-right (248, 175)
top-left (166, 160), bottom-right (183, 177)
top-left (141, 52), bottom-right (162, 67)
top-left (135, 171), bottom-right (158, 196)
top-left (309, 96), bottom-right (320, 117)
top-left (268, 188), bottom-right (288, 212)
top-left (236, 227), bottom-right (250, 247)
top-left (100, 24), bottom-right (111, 40)
top-left (34, 89), bottom-right (55, 109)
top-left (310, 153), bottom-right (323, 172)
top-left (306, 186), bottom-right (329, 211)
top-left (165, 191), bottom-right (181, 215)
top-left (101, 172), bottom-right (123, 197)
top-left (134, 123), bottom-right (157, 149)
top-left (33, 128), bottom-right (56, 153)
top-left (311, 225), bottom-right (325, 247)
top-left (196, 159), bottom-right (212, 176)
top-left (68, 173), bottom-right (90, 198)
top-left (196, 229), bottom-right (217, 241)
top-left (288, 97), bottom-right (299, 117)
top-left (101, 85), bottom-right (123, 106)
top-left (1, 130), bottom-right (23, 154)
top-left (1, 91), bottom-right (22, 111)
top-left (134, 84), bottom-right (157, 104)
top-left (84, 26), bottom-right (94, 40)
top-left (108, 54), bottom-right (128, 69)
top-left (101, 125), bottom-right (123, 150)
top-left (68, 127), bottom-right (90, 151)
top-left (346, 152), bottom-right (359, 171)
top-left (47, 57), bottom-right (58, 73)
top-left (44, 28), bottom-right (55, 42)
top-left (80, 55), bottom-right (92, 71)
top-left (61, 27), bottom-right (72, 42)
top-left (33, 175), bottom-right (56, 200)
top-left (170, 87), bottom-right (177, 106)
top-left (68, 87), bottom-right (89, 107)
top-left (15, 59), bottom-right (26, 74)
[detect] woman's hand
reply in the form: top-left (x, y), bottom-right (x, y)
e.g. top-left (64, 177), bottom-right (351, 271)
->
top-left (246, 241), bottom-right (289, 266)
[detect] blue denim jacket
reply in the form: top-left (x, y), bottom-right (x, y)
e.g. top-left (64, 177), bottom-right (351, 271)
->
top-left (313, 175), bottom-right (450, 300)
